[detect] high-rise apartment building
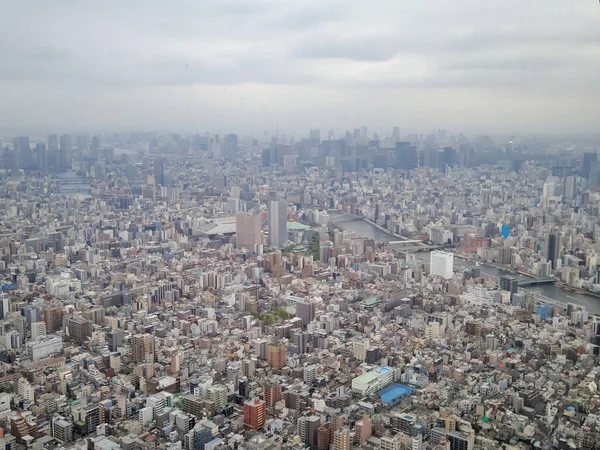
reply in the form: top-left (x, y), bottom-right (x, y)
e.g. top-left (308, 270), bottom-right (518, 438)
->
top-left (68, 317), bottom-right (92, 344)
top-left (430, 251), bottom-right (454, 279)
top-left (268, 200), bottom-right (288, 248)
top-left (295, 297), bottom-right (316, 326)
top-left (266, 341), bottom-right (286, 369)
top-left (243, 398), bottom-right (266, 430)
top-left (30, 322), bottom-right (46, 341)
top-left (263, 382), bottom-right (282, 407)
top-left (298, 415), bottom-right (321, 450)
top-left (236, 213), bottom-right (262, 250)
top-left (131, 334), bottom-right (155, 363)
top-left (333, 427), bottom-right (350, 450)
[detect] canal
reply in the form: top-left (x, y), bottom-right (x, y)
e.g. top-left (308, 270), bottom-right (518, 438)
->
top-left (330, 212), bottom-right (600, 314)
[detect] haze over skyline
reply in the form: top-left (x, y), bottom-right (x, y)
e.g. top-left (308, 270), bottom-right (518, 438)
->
top-left (1, 0), bottom-right (599, 135)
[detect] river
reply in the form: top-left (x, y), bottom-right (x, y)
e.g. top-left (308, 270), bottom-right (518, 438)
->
top-left (329, 212), bottom-right (399, 243)
top-left (330, 212), bottom-right (600, 314)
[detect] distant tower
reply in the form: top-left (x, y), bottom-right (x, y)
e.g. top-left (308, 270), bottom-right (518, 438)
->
top-left (59, 134), bottom-right (72, 169)
top-left (545, 231), bottom-right (562, 269)
top-left (268, 200), bottom-right (288, 248)
top-left (154, 158), bottom-right (165, 186)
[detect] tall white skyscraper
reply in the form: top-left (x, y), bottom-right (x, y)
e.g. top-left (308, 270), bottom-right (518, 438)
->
top-left (430, 251), bottom-right (454, 279)
top-left (268, 200), bottom-right (288, 248)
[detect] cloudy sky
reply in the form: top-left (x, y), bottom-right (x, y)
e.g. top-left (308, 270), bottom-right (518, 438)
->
top-left (1, 0), bottom-right (599, 136)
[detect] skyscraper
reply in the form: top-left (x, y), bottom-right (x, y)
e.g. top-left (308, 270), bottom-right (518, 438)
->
top-left (564, 176), bottom-right (577, 200)
top-left (154, 158), bottom-right (165, 186)
top-left (545, 231), bottom-right (562, 269)
top-left (90, 136), bottom-right (100, 160)
top-left (394, 142), bottom-right (418, 170)
top-left (225, 133), bottom-right (238, 157)
top-left (35, 143), bottom-right (47, 171)
top-left (235, 213), bottom-right (262, 250)
top-left (268, 200), bottom-right (288, 248)
top-left (14, 136), bottom-right (31, 170)
top-left (59, 134), bottom-right (72, 169)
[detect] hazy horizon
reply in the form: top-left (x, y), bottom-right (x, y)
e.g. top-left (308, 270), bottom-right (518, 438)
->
top-left (1, 0), bottom-right (599, 135)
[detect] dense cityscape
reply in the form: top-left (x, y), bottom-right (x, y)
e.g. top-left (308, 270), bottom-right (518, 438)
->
top-left (0, 129), bottom-right (598, 450)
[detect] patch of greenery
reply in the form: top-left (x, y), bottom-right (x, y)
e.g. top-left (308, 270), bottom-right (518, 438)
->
top-left (308, 232), bottom-right (320, 260)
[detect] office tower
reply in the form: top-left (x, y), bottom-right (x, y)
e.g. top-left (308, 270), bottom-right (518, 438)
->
top-left (333, 427), bottom-right (350, 450)
top-left (243, 398), bottom-right (266, 430)
top-left (107, 329), bottom-right (125, 352)
top-left (68, 317), bottom-right (92, 344)
top-left (545, 231), bottom-right (562, 269)
top-left (131, 333), bottom-right (155, 363)
top-left (261, 148), bottom-right (271, 167)
top-left (225, 133), bottom-right (238, 157)
top-left (443, 146), bottom-right (455, 169)
top-left (264, 382), bottom-right (282, 407)
top-left (295, 298), bottom-right (316, 326)
top-left (34, 143), bottom-right (47, 171)
top-left (268, 200), bottom-right (288, 248)
top-left (395, 142), bottom-right (418, 170)
top-left (59, 134), bottom-right (72, 169)
top-left (310, 129), bottom-right (321, 141)
top-left (30, 322), bottom-right (46, 341)
top-left (582, 152), bottom-right (597, 177)
top-left (564, 176), bottom-right (577, 200)
top-left (298, 415), bottom-right (321, 450)
top-left (360, 126), bottom-right (368, 139)
top-left (392, 126), bottom-right (400, 142)
top-left (422, 147), bottom-right (439, 168)
top-left (154, 158), bottom-right (165, 186)
top-left (266, 341), bottom-right (287, 369)
top-left (236, 213), bottom-right (262, 250)
top-left (14, 136), bottom-right (32, 170)
top-left (430, 251), bottom-right (454, 279)
top-left (90, 136), bottom-right (100, 160)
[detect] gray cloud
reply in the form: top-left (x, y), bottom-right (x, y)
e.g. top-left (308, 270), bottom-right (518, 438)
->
top-left (0, 0), bottom-right (599, 134)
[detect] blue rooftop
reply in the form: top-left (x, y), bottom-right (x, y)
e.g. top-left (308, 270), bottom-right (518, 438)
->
top-left (379, 384), bottom-right (415, 406)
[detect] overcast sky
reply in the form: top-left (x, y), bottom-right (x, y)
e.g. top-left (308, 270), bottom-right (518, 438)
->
top-left (1, 0), bottom-right (599, 136)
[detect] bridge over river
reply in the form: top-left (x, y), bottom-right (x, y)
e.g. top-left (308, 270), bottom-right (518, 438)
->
top-left (329, 211), bottom-right (444, 251)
